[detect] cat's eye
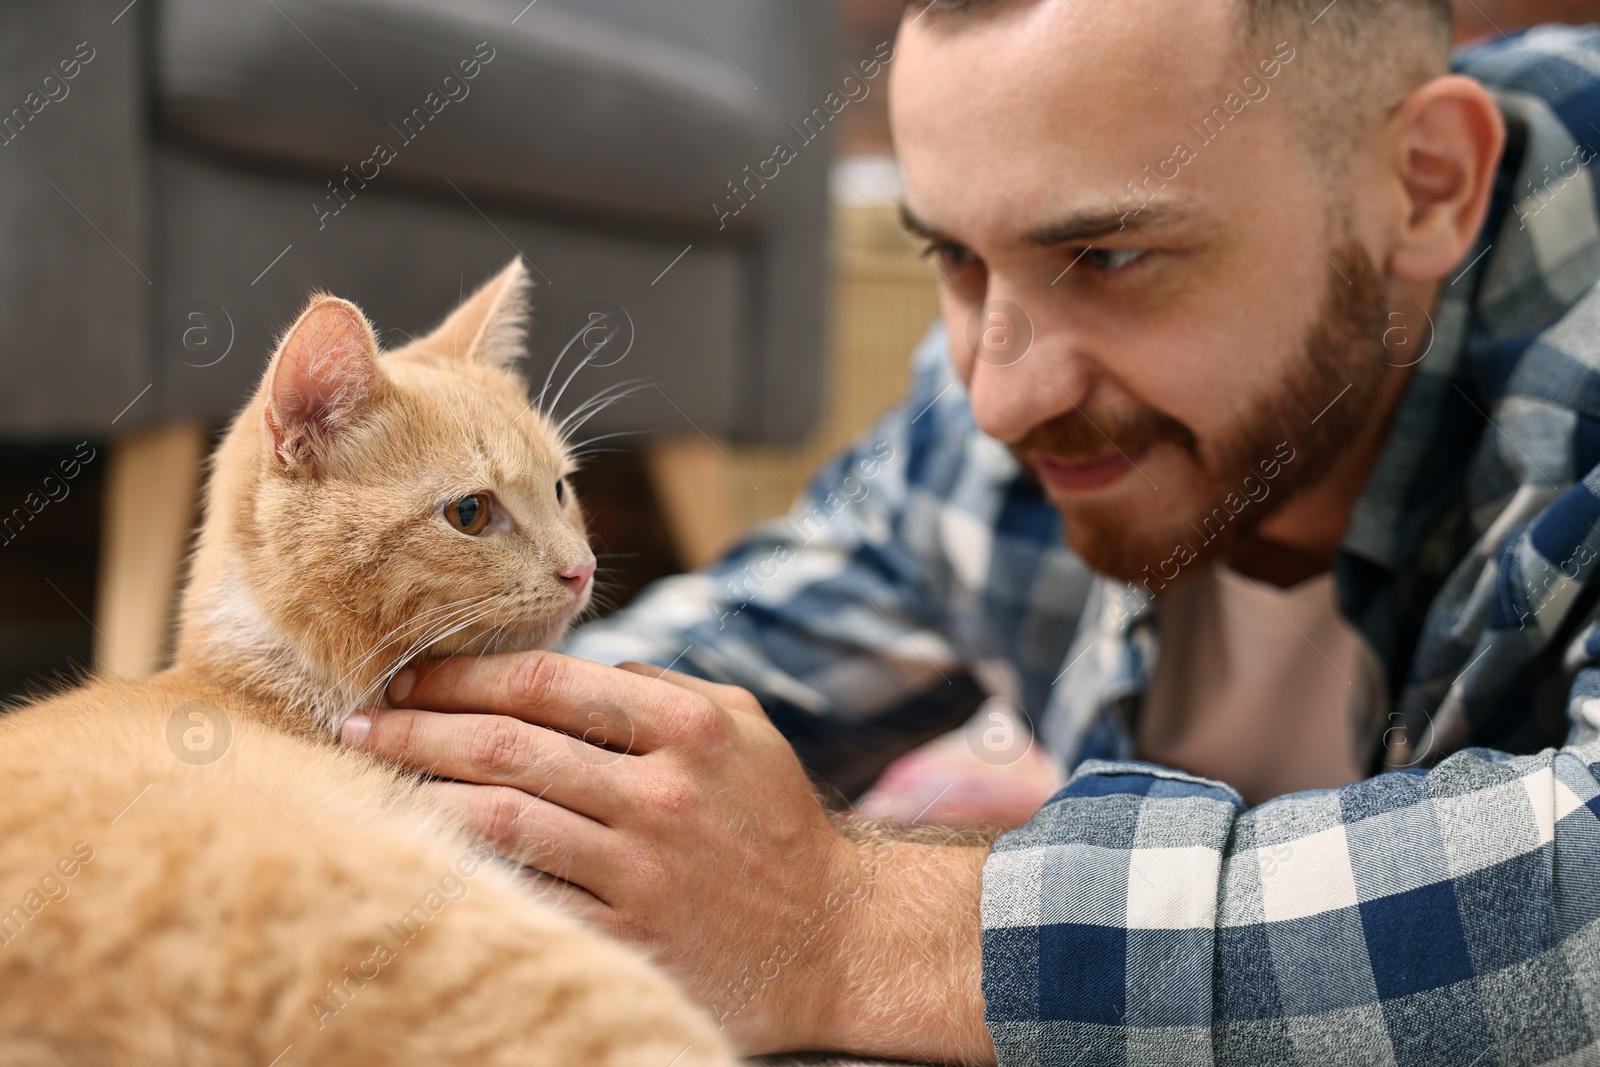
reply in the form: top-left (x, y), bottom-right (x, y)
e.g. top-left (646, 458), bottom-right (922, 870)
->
top-left (443, 493), bottom-right (491, 535)
top-left (555, 478), bottom-right (566, 506)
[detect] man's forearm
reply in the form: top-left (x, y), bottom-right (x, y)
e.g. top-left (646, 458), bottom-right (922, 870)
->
top-left (813, 824), bottom-right (998, 1065)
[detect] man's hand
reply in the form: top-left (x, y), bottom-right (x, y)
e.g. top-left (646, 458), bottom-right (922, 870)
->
top-left (340, 651), bottom-right (997, 1063)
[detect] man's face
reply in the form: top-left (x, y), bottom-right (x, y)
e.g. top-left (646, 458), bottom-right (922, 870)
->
top-left (890, 0), bottom-right (1397, 584)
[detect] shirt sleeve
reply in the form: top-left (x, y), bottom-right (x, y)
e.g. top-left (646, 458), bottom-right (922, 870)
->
top-left (981, 733), bottom-right (1600, 1065)
top-left (560, 325), bottom-right (992, 796)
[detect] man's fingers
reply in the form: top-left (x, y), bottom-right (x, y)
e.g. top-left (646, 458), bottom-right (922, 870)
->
top-left (615, 661), bottom-right (768, 718)
top-left (423, 780), bottom-right (619, 897)
top-left (516, 867), bottom-right (613, 928)
top-left (350, 707), bottom-right (634, 824)
top-left (390, 652), bottom-right (691, 753)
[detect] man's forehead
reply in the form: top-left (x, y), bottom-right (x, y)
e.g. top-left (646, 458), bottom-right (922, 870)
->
top-left (894, 0), bottom-right (1241, 101)
top-left (891, 0), bottom-right (1252, 243)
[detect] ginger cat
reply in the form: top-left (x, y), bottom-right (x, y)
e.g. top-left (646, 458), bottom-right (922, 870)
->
top-left (0, 260), bottom-right (736, 1067)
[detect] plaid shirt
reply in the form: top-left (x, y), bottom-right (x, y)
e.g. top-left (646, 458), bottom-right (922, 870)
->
top-left (565, 25), bottom-right (1600, 1066)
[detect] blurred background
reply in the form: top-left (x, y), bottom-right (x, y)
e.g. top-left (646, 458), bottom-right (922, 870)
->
top-left (1, 0), bottom-right (1595, 821)
top-left (0, 0), bottom-right (935, 701)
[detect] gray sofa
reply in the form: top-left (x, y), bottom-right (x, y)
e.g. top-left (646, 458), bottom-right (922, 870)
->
top-left (0, 0), bottom-right (836, 442)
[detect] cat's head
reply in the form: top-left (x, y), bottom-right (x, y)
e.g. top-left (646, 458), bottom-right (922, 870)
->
top-left (180, 259), bottom-right (598, 726)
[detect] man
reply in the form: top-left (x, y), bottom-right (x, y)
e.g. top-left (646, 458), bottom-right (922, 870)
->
top-left (340, 1), bottom-right (1600, 1063)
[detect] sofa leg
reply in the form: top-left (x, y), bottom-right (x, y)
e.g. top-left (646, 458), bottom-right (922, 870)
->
top-left (641, 435), bottom-right (743, 571)
top-left (94, 422), bottom-right (208, 678)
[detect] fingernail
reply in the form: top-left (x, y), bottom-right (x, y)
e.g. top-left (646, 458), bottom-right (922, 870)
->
top-left (389, 668), bottom-right (417, 704)
top-left (342, 711), bottom-right (372, 746)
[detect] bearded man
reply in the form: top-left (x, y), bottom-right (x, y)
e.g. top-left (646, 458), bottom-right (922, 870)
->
top-left (345, 2), bottom-right (1600, 1063)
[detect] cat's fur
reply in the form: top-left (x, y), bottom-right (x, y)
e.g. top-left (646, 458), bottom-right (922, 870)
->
top-left (0, 261), bottom-right (736, 1066)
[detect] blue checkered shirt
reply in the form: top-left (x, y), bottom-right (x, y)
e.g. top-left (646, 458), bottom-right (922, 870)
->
top-left (565, 25), bottom-right (1600, 1066)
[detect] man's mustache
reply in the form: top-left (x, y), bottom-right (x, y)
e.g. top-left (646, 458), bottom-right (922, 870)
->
top-left (1013, 403), bottom-right (1196, 464)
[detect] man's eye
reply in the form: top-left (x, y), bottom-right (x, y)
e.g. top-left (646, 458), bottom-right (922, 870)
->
top-left (922, 242), bottom-right (977, 268)
top-left (1081, 247), bottom-right (1148, 272)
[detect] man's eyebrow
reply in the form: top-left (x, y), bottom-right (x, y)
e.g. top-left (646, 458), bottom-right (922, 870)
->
top-left (898, 198), bottom-right (1205, 248)
top-left (1022, 200), bottom-right (1203, 246)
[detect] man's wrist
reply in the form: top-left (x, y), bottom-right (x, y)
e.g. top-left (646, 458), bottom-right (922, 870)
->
top-left (709, 824), bottom-right (905, 1054)
top-left (807, 823), bottom-right (999, 1065)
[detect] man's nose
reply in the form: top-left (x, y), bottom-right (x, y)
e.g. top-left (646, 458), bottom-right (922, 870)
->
top-left (961, 300), bottom-right (1090, 445)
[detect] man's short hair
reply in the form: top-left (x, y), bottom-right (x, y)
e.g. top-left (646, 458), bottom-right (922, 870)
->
top-left (903, 0), bottom-right (1454, 166)
top-left (903, 0), bottom-right (1452, 50)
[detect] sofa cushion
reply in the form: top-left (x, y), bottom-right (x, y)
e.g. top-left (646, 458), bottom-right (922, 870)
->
top-left (155, 0), bottom-right (771, 230)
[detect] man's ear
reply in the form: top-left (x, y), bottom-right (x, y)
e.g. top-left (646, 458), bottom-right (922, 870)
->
top-left (264, 295), bottom-right (386, 474)
top-left (1386, 73), bottom-right (1507, 284)
top-left (416, 257), bottom-right (532, 371)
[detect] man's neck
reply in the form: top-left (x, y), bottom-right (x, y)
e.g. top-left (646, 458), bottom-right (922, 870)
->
top-left (1224, 279), bottom-right (1439, 588)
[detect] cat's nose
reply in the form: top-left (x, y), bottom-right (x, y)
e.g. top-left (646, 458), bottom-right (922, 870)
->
top-left (557, 557), bottom-right (596, 595)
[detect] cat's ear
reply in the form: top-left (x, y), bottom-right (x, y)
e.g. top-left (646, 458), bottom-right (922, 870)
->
top-left (423, 257), bottom-right (532, 371)
top-left (263, 295), bottom-right (386, 473)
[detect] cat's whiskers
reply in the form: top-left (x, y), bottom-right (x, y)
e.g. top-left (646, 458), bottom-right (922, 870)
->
top-left (566, 447), bottom-right (631, 463)
top-left (559, 374), bottom-right (648, 414)
top-left (169, 260), bottom-right (603, 741)
top-left (371, 590), bottom-right (560, 680)
top-left (406, 602), bottom-right (570, 676)
top-left (385, 606), bottom-right (500, 668)
top-left (443, 595), bottom-right (518, 659)
top-left (554, 380), bottom-right (652, 442)
top-left (564, 429), bottom-right (647, 455)
top-left (474, 596), bottom-right (563, 660)
top-left (201, 589), bottom-right (499, 736)
top-left (322, 594), bottom-right (501, 705)
top-left (475, 617), bottom-right (516, 664)
top-left (319, 606), bottom-right (504, 727)
top-left (362, 599), bottom-right (503, 681)
top-left (543, 324), bottom-right (622, 418)
top-left (353, 595), bottom-right (499, 664)
top-left (532, 318), bottom-right (602, 418)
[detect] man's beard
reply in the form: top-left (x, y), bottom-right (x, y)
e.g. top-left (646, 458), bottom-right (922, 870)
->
top-left (1015, 231), bottom-right (1392, 586)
